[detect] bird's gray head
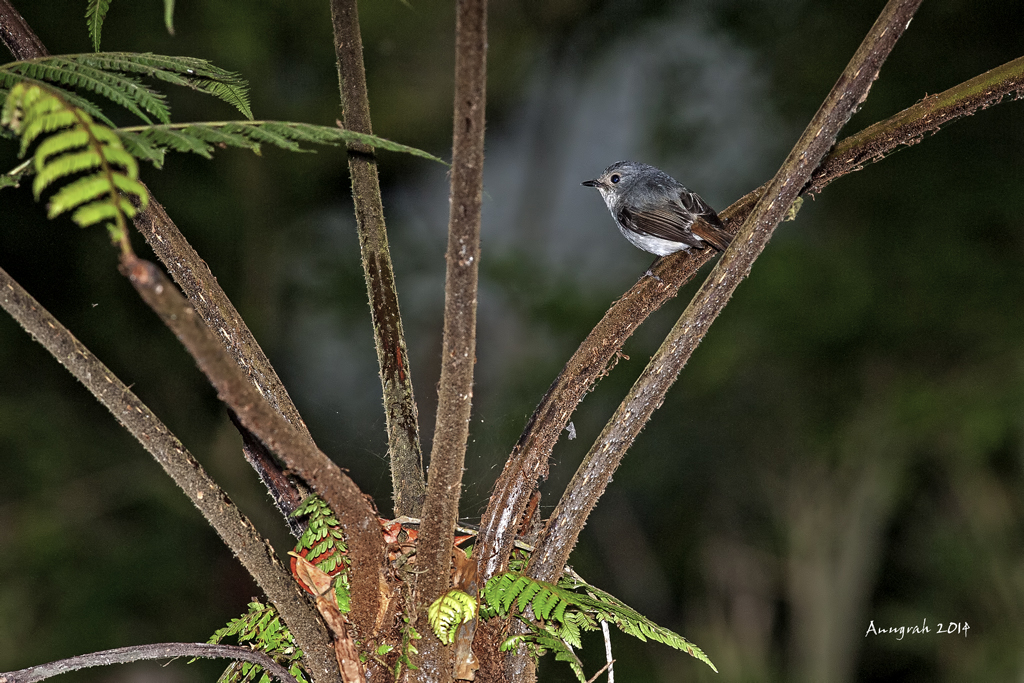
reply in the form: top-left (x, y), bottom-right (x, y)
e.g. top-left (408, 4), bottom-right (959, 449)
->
top-left (581, 160), bottom-right (682, 211)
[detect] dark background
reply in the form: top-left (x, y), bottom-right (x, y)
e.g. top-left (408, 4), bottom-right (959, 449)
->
top-left (2, 1), bottom-right (1023, 681)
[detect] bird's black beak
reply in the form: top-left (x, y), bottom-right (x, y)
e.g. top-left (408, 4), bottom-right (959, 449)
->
top-left (581, 179), bottom-right (599, 187)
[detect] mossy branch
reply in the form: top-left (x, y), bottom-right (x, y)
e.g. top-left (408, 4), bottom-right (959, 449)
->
top-left (120, 255), bottom-right (385, 642)
top-left (0, 643), bottom-right (299, 683)
top-left (330, 0), bottom-right (426, 520)
top-left (413, 0), bottom-right (488, 677)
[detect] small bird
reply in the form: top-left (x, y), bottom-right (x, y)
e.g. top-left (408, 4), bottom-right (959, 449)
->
top-left (582, 161), bottom-right (732, 255)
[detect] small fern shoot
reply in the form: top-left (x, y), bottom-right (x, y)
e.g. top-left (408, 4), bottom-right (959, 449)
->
top-left (1, 82), bottom-right (146, 255)
top-left (427, 589), bottom-right (478, 645)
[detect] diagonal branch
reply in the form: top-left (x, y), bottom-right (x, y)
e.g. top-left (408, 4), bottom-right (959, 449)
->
top-left (0, 0), bottom-right (47, 59)
top-left (0, 266), bottom-right (341, 683)
top-left (119, 256), bottom-right (384, 641)
top-left (476, 31), bottom-right (1024, 585)
top-left (414, 0), bottom-right (488, 676)
top-left (0, 643), bottom-right (299, 683)
top-left (330, 0), bottom-right (426, 519)
top-left (132, 193), bottom-right (314, 517)
top-left (526, 0), bottom-right (925, 584)
top-left (806, 54), bottom-right (1024, 195)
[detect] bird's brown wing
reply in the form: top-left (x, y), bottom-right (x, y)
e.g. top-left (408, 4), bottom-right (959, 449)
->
top-left (678, 190), bottom-right (732, 251)
top-left (617, 190), bottom-right (733, 252)
top-left (616, 205), bottom-right (707, 250)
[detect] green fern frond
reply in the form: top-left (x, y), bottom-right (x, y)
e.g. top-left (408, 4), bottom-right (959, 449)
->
top-left (482, 573), bottom-right (574, 623)
top-left (0, 75), bottom-right (118, 127)
top-left (427, 589), bottom-right (477, 645)
top-left (114, 120), bottom-right (444, 167)
top-left (290, 495), bottom-right (351, 611)
top-left (86, 0), bottom-right (113, 52)
top-left (0, 53), bottom-right (252, 121)
top-left (553, 610), bottom-right (598, 649)
top-left (1, 82), bottom-right (146, 252)
top-left (208, 601), bottom-right (309, 683)
top-left (2, 58), bottom-right (169, 123)
top-left (560, 575), bottom-right (719, 673)
top-left (483, 571), bottom-right (718, 673)
top-left (69, 52), bottom-right (252, 119)
top-left (520, 623), bottom-right (586, 683)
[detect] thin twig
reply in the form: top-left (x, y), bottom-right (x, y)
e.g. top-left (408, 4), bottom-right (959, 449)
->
top-left (0, 266), bottom-right (341, 683)
top-left (806, 54), bottom-right (1024, 195)
top-left (119, 255), bottom-right (384, 641)
top-left (414, 0), bottom-right (488, 676)
top-left (0, 643), bottom-right (298, 683)
top-left (330, 0), bottom-right (426, 518)
top-left (527, 0), bottom-right (925, 584)
top-left (132, 195), bottom-right (313, 517)
top-left (599, 621), bottom-right (614, 683)
top-left (585, 661), bottom-right (614, 683)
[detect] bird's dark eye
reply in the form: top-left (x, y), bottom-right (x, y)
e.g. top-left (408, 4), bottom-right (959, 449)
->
top-left (610, 174), bottom-right (620, 184)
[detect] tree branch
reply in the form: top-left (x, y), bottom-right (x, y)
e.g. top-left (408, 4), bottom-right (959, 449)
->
top-left (806, 54), bottom-right (1024, 196)
top-left (476, 14), bottom-right (1024, 585)
top-left (0, 643), bottom-right (298, 683)
top-left (0, 0), bottom-right (47, 59)
top-left (119, 256), bottom-right (384, 642)
top-left (330, 0), bottom-right (426, 519)
top-left (414, 0), bottom-right (488, 678)
top-left (132, 195), bottom-right (314, 517)
top-left (526, 0), bottom-right (925, 584)
top-left (0, 266), bottom-right (341, 683)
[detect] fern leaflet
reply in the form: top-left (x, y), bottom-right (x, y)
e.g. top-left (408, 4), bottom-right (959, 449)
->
top-left (208, 601), bottom-right (309, 683)
top-left (0, 53), bottom-right (252, 120)
top-left (427, 589), bottom-right (477, 645)
top-left (290, 495), bottom-right (351, 611)
top-left (1, 82), bottom-right (147, 252)
top-left (164, 0), bottom-right (176, 36)
top-left (501, 622), bottom-right (586, 683)
top-left (115, 120), bottom-right (445, 167)
top-left (482, 571), bottom-right (718, 673)
top-left (86, 0), bottom-right (113, 52)
top-left (2, 59), bottom-right (167, 124)
top-left (559, 574), bottom-right (717, 672)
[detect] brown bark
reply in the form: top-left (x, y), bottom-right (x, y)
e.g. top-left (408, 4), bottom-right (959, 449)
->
top-left (330, 0), bottom-right (426, 519)
top-left (415, 0), bottom-right (488, 679)
top-left (0, 0), bottom-right (47, 59)
top-left (0, 643), bottom-right (299, 683)
top-left (119, 256), bottom-right (384, 646)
